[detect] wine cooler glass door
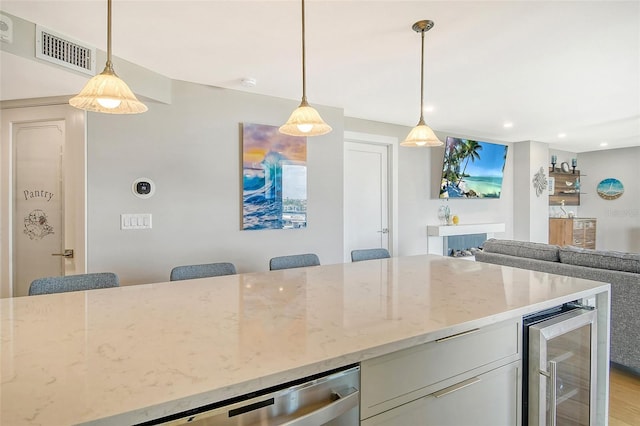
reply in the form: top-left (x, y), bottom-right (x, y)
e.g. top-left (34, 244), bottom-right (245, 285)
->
top-left (529, 309), bottom-right (597, 426)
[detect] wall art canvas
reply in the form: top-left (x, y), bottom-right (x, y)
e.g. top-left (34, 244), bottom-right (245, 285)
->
top-left (596, 178), bottom-right (624, 200)
top-left (439, 136), bottom-right (508, 199)
top-left (242, 123), bottom-right (307, 230)
top-left (532, 167), bottom-right (548, 197)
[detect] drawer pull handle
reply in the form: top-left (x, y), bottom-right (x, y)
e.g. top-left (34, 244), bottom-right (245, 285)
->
top-left (435, 328), bottom-right (480, 343)
top-left (432, 377), bottom-right (481, 398)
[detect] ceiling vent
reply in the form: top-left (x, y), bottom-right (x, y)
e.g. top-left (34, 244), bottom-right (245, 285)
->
top-left (35, 25), bottom-right (96, 75)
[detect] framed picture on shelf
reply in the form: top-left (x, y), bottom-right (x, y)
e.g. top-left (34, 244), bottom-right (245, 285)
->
top-left (548, 177), bottom-right (555, 195)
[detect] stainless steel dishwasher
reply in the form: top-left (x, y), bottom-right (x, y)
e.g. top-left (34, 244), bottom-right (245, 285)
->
top-left (138, 365), bottom-right (360, 426)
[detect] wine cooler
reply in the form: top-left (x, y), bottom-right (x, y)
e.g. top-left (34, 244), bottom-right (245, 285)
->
top-left (523, 304), bottom-right (597, 426)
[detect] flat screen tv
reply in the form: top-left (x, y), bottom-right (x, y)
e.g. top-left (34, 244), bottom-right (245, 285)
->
top-left (439, 136), bottom-right (508, 199)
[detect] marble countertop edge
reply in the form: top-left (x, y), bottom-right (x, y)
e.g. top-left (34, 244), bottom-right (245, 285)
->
top-left (79, 282), bottom-right (610, 426)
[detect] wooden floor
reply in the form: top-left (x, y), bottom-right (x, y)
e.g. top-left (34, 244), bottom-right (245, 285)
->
top-left (609, 366), bottom-right (640, 426)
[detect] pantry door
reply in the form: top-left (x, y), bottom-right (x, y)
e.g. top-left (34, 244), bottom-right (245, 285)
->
top-left (1, 104), bottom-right (86, 297)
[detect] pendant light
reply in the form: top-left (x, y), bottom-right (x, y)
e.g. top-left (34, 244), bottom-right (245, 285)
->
top-left (69, 0), bottom-right (147, 114)
top-left (279, 0), bottom-right (332, 137)
top-left (400, 20), bottom-right (442, 147)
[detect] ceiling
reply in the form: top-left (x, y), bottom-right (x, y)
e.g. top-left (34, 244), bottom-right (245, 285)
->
top-left (1, 1), bottom-right (639, 153)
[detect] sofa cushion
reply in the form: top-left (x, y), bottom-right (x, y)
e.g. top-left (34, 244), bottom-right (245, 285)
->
top-left (482, 239), bottom-right (560, 262)
top-left (559, 246), bottom-right (640, 273)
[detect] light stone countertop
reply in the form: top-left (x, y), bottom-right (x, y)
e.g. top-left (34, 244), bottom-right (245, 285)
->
top-left (0, 255), bottom-right (610, 425)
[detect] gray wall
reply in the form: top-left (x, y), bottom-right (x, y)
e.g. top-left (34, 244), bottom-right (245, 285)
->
top-left (87, 78), bottom-right (640, 287)
top-left (87, 81), bottom-right (344, 284)
top-left (87, 80), bottom-right (516, 285)
top-left (578, 146), bottom-right (640, 252)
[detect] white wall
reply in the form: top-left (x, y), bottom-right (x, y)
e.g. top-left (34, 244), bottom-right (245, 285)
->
top-left (577, 146), bottom-right (640, 252)
top-left (513, 141), bottom-right (550, 243)
top-left (87, 81), bottom-right (345, 285)
top-left (344, 118), bottom-right (513, 256)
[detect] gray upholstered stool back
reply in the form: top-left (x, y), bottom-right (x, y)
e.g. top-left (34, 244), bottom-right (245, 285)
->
top-left (29, 272), bottom-right (120, 296)
top-left (351, 248), bottom-right (391, 262)
top-left (269, 254), bottom-right (320, 271)
top-left (170, 262), bottom-right (237, 281)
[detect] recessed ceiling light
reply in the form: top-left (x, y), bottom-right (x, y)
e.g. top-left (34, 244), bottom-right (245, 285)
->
top-left (600, 142), bottom-right (608, 147)
top-left (503, 122), bottom-right (513, 128)
top-left (558, 133), bottom-right (567, 138)
top-left (423, 105), bottom-right (435, 113)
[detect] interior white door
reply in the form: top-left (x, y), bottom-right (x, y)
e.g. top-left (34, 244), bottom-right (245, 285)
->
top-left (1, 104), bottom-right (86, 297)
top-left (344, 142), bottom-right (389, 261)
top-left (13, 120), bottom-right (66, 296)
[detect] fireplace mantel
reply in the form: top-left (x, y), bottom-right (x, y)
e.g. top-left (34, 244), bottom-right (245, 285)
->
top-left (427, 223), bottom-right (506, 237)
top-left (427, 222), bottom-right (505, 255)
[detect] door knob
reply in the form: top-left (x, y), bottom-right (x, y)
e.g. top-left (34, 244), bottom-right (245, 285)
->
top-left (51, 249), bottom-right (74, 258)
top-left (377, 228), bottom-right (389, 234)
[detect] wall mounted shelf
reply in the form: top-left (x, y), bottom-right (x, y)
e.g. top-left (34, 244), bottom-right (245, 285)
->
top-left (549, 168), bottom-right (582, 206)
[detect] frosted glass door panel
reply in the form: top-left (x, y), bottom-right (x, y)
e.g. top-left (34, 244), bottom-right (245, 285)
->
top-left (13, 121), bottom-right (65, 296)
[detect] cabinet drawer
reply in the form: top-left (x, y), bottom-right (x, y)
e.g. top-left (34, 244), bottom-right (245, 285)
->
top-left (361, 319), bottom-right (520, 419)
top-left (361, 361), bottom-right (520, 426)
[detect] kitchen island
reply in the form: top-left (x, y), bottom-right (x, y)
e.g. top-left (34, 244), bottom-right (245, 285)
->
top-left (0, 255), bottom-right (610, 425)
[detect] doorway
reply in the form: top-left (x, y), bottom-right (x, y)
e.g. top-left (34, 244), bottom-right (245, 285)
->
top-left (343, 132), bottom-right (398, 262)
top-left (1, 104), bottom-right (86, 297)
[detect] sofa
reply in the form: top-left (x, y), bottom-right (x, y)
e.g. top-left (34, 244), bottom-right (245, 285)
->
top-left (475, 238), bottom-right (640, 374)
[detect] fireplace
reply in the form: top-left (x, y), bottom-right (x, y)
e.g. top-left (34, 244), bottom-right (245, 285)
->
top-left (445, 233), bottom-right (486, 257)
top-left (427, 223), bottom-right (506, 257)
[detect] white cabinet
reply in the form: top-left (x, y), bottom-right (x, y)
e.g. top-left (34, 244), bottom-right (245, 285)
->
top-left (362, 361), bottom-right (520, 426)
top-left (360, 318), bottom-right (521, 425)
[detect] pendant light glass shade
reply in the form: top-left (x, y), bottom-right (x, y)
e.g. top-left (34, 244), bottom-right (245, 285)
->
top-left (401, 122), bottom-right (442, 147)
top-left (279, 0), bottom-right (331, 137)
top-left (69, 62), bottom-right (148, 114)
top-left (400, 20), bottom-right (442, 147)
top-left (69, 0), bottom-right (147, 114)
top-left (279, 100), bottom-right (332, 136)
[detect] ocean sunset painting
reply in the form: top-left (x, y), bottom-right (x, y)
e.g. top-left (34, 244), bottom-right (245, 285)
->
top-left (440, 136), bottom-right (508, 199)
top-left (242, 123), bottom-right (307, 230)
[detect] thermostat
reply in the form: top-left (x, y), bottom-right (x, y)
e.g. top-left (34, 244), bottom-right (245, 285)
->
top-left (132, 178), bottom-right (155, 199)
top-left (0, 14), bottom-right (13, 44)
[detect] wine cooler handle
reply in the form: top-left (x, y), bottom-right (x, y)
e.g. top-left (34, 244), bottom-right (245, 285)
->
top-left (549, 360), bottom-right (558, 426)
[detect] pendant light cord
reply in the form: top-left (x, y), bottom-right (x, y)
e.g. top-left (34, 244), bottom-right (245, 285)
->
top-left (69, 0), bottom-right (148, 113)
top-left (105, 0), bottom-right (114, 70)
top-left (300, 0), bottom-right (308, 106)
top-left (418, 28), bottom-right (425, 126)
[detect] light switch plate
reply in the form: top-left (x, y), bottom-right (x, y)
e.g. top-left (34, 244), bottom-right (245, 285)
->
top-left (121, 213), bottom-right (152, 230)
